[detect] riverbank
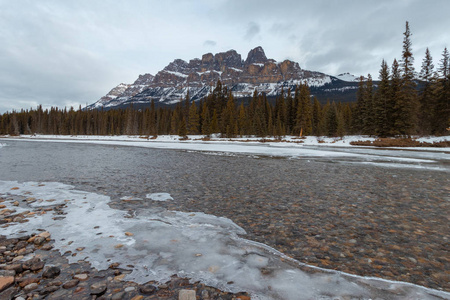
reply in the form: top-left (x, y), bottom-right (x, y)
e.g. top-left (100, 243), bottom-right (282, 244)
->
top-left (0, 139), bottom-right (449, 299)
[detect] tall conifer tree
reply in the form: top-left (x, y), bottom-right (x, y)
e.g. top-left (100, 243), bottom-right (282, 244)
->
top-left (395, 21), bottom-right (419, 136)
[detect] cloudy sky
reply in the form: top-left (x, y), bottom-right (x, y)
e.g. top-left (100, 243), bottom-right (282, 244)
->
top-left (0, 0), bottom-right (449, 113)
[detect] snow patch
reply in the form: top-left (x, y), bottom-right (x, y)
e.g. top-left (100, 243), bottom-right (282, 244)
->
top-left (120, 196), bottom-right (144, 201)
top-left (336, 73), bottom-right (360, 82)
top-left (163, 70), bottom-right (188, 78)
top-left (146, 193), bottom-right (173, 201)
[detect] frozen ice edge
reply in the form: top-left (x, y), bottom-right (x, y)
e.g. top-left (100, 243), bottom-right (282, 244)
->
top-left (0, 180), bottom-right (448, 300)
top-left (3, 136), bottom-right (448, 172)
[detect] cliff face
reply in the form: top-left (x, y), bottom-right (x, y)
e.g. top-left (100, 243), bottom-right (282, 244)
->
top-left (88, 47), bottom-right (352, 109)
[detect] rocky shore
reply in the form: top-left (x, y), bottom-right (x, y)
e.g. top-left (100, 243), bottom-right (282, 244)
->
top-left (0, 195), bottom-right (250, 300)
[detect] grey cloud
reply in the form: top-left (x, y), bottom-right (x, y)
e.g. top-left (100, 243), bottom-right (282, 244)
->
top-left (203, 40), bottom-right (217, 47)
top-left (244, 22), bottom-right (260, 41)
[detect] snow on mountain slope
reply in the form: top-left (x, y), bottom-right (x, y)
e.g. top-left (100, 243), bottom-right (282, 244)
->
top-left (87, 47), bottom-right (358, 110)
top-left (335, 72), bottom-right (361, 82)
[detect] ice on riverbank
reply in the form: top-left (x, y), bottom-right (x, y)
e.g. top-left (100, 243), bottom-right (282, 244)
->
top-left (1, 180), bottom-right (448, 300)
top-left (2, 134), bottom-right (449, 172)
top-left (146, 193), bottom-right (173, 201)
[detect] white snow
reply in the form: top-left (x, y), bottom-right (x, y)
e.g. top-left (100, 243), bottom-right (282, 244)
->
top-left (164, 70), bottom-right (188, 78)
top-left (120, 196), bottom-right (144, 201)
top-left (146, 193), bottom-right (173, 201)
top-left (3, 135), bottom-right (449, 172)
top-left (228, 67), bottom-right (243, 72)
top-left (1, 180), bottom-right (448, 300)
top-left (335, 73), bottom-right (360, 82)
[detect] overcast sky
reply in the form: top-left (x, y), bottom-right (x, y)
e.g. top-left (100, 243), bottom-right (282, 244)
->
top-left (0, 0), bottom-right (449, 113)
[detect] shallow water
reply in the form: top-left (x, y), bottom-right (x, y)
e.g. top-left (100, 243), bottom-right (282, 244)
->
top-left (0, 140), bottom-right (449, 299)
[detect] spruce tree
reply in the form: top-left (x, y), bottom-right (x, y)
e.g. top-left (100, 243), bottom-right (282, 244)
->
top-left (188, 101), bottom-right (199, 134)
top-left (355, 76), bottom-right (366, 133)
top-left (201, 101), bottom-right (211, 136)
top-left (363, 74), bottom-right (374, 135)
top-left (326, 101), bottom-right (338, 137)
top-left (395, 21), bottom-right (419, 136)
top-left (375, 60), bottom-right (391, 136)
top-left (390, 59), bottom-right (402, 135)
top-left (433, 48), bottom-right (450, 133)
top-left (419, 48), bottom-right (436, 134)
top-left (296, 84), bottom-right (312, 136)
top-left (312, 97), bottom-right (321, 135)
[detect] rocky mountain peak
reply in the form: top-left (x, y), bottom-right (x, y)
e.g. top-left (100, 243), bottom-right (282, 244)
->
top-left (245, 46), bottom-right (267, 65)
top-left (164, 59), bottom-right (189, 73)
top-left (214, 50), bottom-right (242, 69)
top-left (133, 73), bottom-right (154, 85)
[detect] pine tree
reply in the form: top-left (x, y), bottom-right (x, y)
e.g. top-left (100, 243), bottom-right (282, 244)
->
top-left (433, 47), bottom-right (450, 133)
top-left (188, 101), bottom-right (199, 134)
top-left (210, 109), bottom-right (218, 134)
top-left (363, 74), bottom-right (374, 134)
top-left (390, 59), bottom-right (402, 135)
top-left (312, 97), bottom-right (321, 135)
top-left (418, 48), bottom-right (436, 134)
top-left (355, 76), bottom-right (366, 133)
top-left (170, 109), bottom-right (179, 135)
top-left (178, 116), bottom-right (187, 138)
top-left (201, 101), bottom-right (211, 136)
top-left (374, 60), bottom-right (391, 136)
top-left (395, 21), bottom-right (419, 136)
top-left (296, 84), bottom-right (312, 136)
top-left (326, 102), bottom-right (338, 137)
top-left (237, 102), bottom-right (247, 136)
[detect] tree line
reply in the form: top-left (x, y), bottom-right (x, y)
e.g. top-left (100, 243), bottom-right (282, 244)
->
top-left (0, 22), bottom-right (448, 138)
top-left (354, 22), bottom-right (449, 136)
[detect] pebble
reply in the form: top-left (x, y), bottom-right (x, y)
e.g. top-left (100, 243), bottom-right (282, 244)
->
top-left (140, 283), bottom-right (158, 294)
top-left (33, 236), bottom-right (46, 245)
top-left (12, 255), bottom-right (24, 262)
top-left (43, 266), bottom-right (61, 278)
top-left (63, 279), bottom-right (80, 289)
top-left (179, 289), bottom-right (196, 300)
top-left (74, 273), bottom-right (89, 281)
top-left (39, 285), bottom-right (60, 295)
top-left (23, 282), bottom-right (39, 292)
top-left (18, 277), bottom-right (40, 288)
top-left (90, 281), bottom-right (107, 295)
top-left (30, 260), bottom-right (45, 271)
top-left (0, 276), bottom-right (14, 292)
top-left (38, 231), bottom-right (51, 238)
top-left (111, 292), bottom-right (126, 300)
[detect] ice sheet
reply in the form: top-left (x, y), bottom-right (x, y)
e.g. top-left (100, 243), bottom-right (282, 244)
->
top-left (146, 193), bottom-right (173, 201)
top-left (0, 180), bottom-right (448, 300)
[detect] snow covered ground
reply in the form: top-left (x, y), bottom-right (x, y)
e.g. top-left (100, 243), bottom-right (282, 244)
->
top-left (2, 134), bottom-right (450, 172)
top-left (1, 180), bottom-right (449, 300)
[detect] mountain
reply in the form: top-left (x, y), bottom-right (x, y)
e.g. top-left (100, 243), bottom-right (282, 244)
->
top-left (87, 47), bottom-right (362, 110)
